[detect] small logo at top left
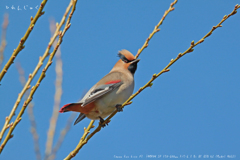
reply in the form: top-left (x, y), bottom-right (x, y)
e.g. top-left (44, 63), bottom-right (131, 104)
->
top-left (6, 5), bottom-right (39, 11)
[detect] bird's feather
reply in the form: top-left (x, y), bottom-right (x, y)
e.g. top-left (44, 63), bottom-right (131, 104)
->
top-left (74, 113), bottom-right (86, 125)
top-left (81, 81), bottom-right (123, 106)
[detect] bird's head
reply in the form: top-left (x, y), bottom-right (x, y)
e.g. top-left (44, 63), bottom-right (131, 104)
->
top-left (111, 49), bottom-right (140, 75)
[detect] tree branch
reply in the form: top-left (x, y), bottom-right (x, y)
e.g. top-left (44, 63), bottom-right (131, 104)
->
top-left (48, 113), bottom-right (77, 160)
top-left (0, 0), bottom-right (78, 153)
top-left (0, 0), bottom-right (73, 147)
top-left (135, 0), bottom-right (178, 59)
top-left (64, 120), bottom-right (95, 160)
top-left (64, 3), bottom-right (240, 159)
top-left (0, 13), bottom-right (9, 69)
top-left (0, 0), bottom-right (48, 83)
top-left (15, 62), bottom-right (41, 160)
top-left (45, 19), bottom-right (64, 160)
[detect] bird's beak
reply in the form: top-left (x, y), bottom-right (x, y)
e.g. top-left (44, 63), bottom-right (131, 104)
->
top-left (130, 59), bottom-right (140, 64)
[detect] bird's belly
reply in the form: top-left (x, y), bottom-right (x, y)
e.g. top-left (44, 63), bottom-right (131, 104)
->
top-left (85, 82), bottom-right (134, 120)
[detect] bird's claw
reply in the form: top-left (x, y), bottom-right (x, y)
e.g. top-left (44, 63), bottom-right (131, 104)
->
top-left (99, 116), bottom-right (108, 128)
top-left (115, 104), bottom-right (123, 112)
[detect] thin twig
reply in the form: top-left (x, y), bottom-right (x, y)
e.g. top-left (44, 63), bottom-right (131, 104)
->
top-left (28, 103), bottom-right (42, 160)
top-left (0, 0), bottom-right (73, 147)
top-left (135, 0), bottom-right (177, 59)
top-left (0, 0), bottom-right (47, 83)
top-left (15, 62), bottom-right (41, 160)
top-left (64, 3), bottom-right (240, 159)
top-left (0, 13), bottom-right (9, 69)
top-left (0, 0), bottom-right (78, 153)
top-left (45, 19), bottom-right (63, 159)
top-left (64, 120), bottom-right (95, 160)
top-left (0, 0), bottom-right (48, 145)
top-left (48, 113), bottom-right (77, 160)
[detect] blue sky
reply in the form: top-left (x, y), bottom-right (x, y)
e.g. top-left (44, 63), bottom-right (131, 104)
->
top-left (0, 0), bottom-right (239, 160)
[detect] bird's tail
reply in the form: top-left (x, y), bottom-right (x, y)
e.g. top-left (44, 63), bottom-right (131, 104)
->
top-left (74, 113), bottom-right (86, 125)
top-left (59, 103), bottom-right (82, 113)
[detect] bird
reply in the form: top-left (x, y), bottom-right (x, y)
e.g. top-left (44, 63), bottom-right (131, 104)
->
top-left (59, 49), bottom-right (140, 127)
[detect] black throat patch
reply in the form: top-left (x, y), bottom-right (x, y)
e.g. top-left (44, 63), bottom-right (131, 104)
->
top-left (128, 62), bottom-right (138, 75)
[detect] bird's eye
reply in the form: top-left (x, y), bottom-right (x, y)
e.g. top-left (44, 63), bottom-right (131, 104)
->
top-left (118, 53), bottom-right (131, 63)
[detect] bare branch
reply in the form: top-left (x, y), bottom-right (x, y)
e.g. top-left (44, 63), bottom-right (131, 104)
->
top-left (45, 19), bottom-right (63, 159)
top-left (0, 0), bottom-right (48, 83)
top-left (135, 0), bottom-right (178, 59)
top-left (64, 120), bottom-right (95, 160)
top-left (0, 13), bottom-right (9, 69)
top-left (15, 62), bottom-right (41, 160)
top-left (48, 113), bottom-right (77, 160)
top-left (0, 0), bottom-right (78, 153)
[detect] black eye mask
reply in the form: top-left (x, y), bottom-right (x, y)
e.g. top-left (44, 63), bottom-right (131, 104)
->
top-left (118, 53), bottom-right (132, 63)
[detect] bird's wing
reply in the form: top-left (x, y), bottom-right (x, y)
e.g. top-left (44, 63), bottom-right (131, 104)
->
top-left (81, 80), bottom-right (123, 107)
top-left (59, 80), bottom-right (122, 115)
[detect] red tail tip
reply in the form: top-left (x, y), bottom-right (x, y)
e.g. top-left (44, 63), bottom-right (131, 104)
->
top-left (59, 103), bottom-right (71, 113)
top-left (59, 108), bottom-right (64, 113)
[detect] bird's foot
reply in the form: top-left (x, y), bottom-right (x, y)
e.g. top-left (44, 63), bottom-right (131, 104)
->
top-left (115, 104), bottom-right (123, 112)
top-left (99, 116), bottom-right (109, 128)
